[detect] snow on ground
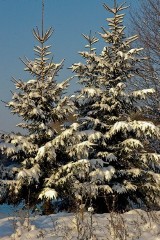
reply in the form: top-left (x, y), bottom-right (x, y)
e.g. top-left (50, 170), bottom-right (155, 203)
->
top-left (0, 208), bottom-right (160, 240)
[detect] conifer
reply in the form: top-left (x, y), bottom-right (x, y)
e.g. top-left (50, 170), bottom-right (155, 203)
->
top-left (43, 1), bottom-right (160, 212)
top-left (0, 1), bottom-right (74, 210)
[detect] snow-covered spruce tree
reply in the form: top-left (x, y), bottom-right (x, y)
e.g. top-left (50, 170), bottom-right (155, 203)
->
top-left (0, 13), bottom-right (74, 211)
top-left (36, 1), bottom-right (160, 212)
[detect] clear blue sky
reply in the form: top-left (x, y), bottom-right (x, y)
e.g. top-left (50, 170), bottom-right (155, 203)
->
top-left (0, 0), bottom-right (137, 133)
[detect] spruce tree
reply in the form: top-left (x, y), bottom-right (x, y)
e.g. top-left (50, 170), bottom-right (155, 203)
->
top-left (42, 1), bottom-right (160, 212)
top-left (0, 2), bottom-right (74, 210)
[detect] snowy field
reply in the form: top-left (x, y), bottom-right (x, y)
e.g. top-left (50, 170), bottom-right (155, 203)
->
top-left (0, 205), bottom-right (160, 240)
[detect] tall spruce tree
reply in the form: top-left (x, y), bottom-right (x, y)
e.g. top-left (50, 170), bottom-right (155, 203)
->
top-left (0, 1), bottom-right (74, 210)
top-left (41, 1), bottom-right (160, 212)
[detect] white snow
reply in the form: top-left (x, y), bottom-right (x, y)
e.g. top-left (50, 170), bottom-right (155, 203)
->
top-left (131, 88), bottom-right (155, 99)
top-left (38, 188), bottom-right (58, 200)
top-left (103, 166), bottom-right (115, 181)
top-left (0, 209), bottom-right (159, 239)
top-left (17, 164), bottom-right (40, 182)
top-left (36, 146), bottom-right (46, 159)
